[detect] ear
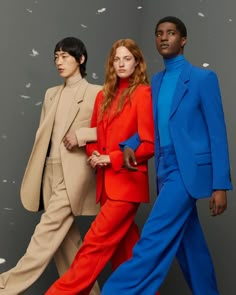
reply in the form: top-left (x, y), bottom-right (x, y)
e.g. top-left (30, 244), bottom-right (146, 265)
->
top-left (181, 37), bottom-right (187, 48)
top-left (80, 55), bottom-right (85, 64)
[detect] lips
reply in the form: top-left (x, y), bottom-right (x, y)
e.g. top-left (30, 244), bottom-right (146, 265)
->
top-left (160, 43), bottom-right (169, 49)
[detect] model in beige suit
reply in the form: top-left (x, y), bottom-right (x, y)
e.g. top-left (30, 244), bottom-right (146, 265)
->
top-left (0, 37), bottom-right (101, 295)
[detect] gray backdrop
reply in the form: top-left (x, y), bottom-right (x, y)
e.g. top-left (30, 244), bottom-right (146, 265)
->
top-left (0, 1), bottom-right (235, 294)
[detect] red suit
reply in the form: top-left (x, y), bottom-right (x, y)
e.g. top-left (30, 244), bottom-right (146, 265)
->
top-left (45, 79), bottom-right (158, 295)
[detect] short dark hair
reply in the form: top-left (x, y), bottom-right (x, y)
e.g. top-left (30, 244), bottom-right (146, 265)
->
top-left (54, 37), bottom-right (88, 77)
top-left (155, 16), bottom-right (187, 38)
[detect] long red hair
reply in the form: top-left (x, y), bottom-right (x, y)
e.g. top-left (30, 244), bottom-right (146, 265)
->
top-left (99, 39), bottom-right (149, 118)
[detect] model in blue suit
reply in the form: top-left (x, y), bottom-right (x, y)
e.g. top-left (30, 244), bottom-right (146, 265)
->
top-left (102, 16), bottom-right (232, 295)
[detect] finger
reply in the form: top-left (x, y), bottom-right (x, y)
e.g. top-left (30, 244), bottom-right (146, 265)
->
top-left (131, 155), bottom-right (137, 165)
top-left (124, 160), bottom-right (138, 171)
top-left (92, 150), bottom-right (100, 156)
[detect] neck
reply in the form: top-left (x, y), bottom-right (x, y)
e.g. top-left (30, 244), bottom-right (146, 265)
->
top-left (65, 73), bottom-right (83, 87)
top-left (118, 78), bottom-right (130, 89)
top-left (163, 55), bottom-right (185, 72)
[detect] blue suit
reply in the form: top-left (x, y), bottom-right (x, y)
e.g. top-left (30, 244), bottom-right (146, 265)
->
top-left (102, 60), bottom-right (232, 295)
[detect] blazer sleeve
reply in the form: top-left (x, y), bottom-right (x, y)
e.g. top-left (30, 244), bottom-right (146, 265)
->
top-left (133, 86), bottom-right (154, 162)
top-left (86, 91), bottom-right (101, 156)
top-left (119, 132), bottom-right (140, 151)
top-left (110, 85), bottom-right (154, 170)
top-left (76, 127), bottom-right (97, 147)
top-left (200, 71), bottom-right (232, 190)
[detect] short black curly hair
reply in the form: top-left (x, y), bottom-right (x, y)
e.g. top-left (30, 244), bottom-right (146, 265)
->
top-left (155, 16), bottom-right (187, 38)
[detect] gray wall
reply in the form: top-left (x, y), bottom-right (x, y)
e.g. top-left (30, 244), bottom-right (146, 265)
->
top-left (0, 1), bottom-right (235, 294)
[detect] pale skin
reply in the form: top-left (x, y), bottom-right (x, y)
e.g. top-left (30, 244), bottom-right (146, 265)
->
top-left (54, 50), bottom-right (85, 151)
top-left (87, 46), bottom-right (138, 169)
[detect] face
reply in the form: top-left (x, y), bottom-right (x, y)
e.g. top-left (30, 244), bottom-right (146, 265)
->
top-left (54, 50), bottom-right (80, 79)
top-left (113, 46), bottom-right (137, 79)
top-left (155, 22), bottom-right (186, 59)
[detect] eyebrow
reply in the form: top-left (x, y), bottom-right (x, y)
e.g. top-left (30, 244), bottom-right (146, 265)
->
top-left (114, 55), bottom-right (132, 58)
top-left (157, 29), bottom-right (176, 33)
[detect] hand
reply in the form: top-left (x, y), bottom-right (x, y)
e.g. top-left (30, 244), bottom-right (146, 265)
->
top-left (123, 147), bottom-right (138, 171)
top-left (63, 132), bottom-right (78, 150)
top-left (88, 151), bottom-right (111, 168)
top-left (209, 190), bottom-right (227, 216)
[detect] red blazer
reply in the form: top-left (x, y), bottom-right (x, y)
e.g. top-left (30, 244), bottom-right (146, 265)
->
top-left (87, 84), bottom-right (154, 203)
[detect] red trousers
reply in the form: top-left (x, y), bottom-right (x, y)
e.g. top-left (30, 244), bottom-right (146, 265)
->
top-left (45, 191), bottom-right (140, 295)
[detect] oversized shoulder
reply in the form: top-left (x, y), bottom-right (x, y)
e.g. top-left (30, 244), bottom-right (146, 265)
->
top-left (132, 84), bottom-right (151, 101)
top-left (85, 82), bottom-right (102, 97)
top-left (190, 64), bottom-right (218, 79)
top-left (44, 85), bottom-right (62, 99)
top-left (151, 62), bottom-right (219, 85)
top-left (133, 84), bottom-right (151, 92)
top-left (44, 80), bottom-right (102, 101)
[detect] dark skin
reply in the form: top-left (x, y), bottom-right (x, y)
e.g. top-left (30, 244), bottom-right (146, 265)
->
top-left (123, 21), bottom-right (227, 217)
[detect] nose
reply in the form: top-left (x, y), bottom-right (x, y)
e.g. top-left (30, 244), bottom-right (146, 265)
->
top-left (161, 32), bottom-right (168, 41)
top-left (56, 56), bottom-right (63, 66)
top-left (119, 59), bottom-right (124, 67)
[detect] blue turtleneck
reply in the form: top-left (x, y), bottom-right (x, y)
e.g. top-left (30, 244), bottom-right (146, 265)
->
top-left (157, 55), bottom-right (185, 146)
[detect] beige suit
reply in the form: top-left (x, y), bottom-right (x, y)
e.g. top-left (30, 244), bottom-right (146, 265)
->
top-left (21, 79), bottom-right (101, 216)
top-left (0, 79), bottom-right (101, 295)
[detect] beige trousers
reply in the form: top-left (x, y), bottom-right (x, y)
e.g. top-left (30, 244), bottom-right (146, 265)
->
top-left (0, 159), bottom-right (100, 295)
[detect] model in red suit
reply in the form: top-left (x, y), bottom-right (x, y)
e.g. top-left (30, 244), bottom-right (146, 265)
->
top-left (45, 39), bottom-right (160, 295)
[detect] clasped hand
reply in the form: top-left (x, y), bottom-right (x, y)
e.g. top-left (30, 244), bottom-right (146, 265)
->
top-left (88, 150), bottom-right (111, 168)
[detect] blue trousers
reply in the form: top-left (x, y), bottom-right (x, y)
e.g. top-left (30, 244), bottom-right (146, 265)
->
top-left (102, 146), bottom-right (219, 295)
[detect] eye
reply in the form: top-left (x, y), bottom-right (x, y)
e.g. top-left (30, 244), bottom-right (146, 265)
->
top-left (168, 31), bottom-right (175, 36)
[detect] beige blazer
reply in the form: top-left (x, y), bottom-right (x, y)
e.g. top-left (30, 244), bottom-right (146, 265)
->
top-left (20, 79), bottom-right (102, 216)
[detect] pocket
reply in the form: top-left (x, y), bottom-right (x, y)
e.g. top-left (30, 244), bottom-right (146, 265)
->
top-left (195, 152), bottom-right (212, 165)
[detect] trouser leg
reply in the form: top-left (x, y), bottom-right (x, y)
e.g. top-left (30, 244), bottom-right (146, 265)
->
top-left (111, 222), bottom-right (139, 270)
top-left (176, 207), bottom-right (219, 295)
top-left (0, 162), bottom-right (74, 295)
top-left (45, 196), bottom-right (139, 295)
top-left (1, 159), bottom-right (101, 295)
top-left (54, 222), bottom-right (100, 295)
top-left (102, 169), bottom-right (195, 295)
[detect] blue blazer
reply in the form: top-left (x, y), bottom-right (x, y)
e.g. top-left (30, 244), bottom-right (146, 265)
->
top-left (121, 60), bottom-right (232, 198)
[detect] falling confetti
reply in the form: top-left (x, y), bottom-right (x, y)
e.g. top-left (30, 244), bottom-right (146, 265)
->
top-left (1, 134), bottom-right (7, 139)
top-left (97, 8), bottom-right (106, 14)
top-left (35, 101), bottom-right (42, 106)
top-left (20, 95), bottom-right (31, 99)
top-left (0, 258), bottom-right (6, 265)
top-left (229, 18), bottom-right (233, 22)
top-left (25, 83), bottom-right (31, 88)
top-left (2, 179), bottom-right (7, 183)
top-left (198, 12), bottom-right (205, 17)
top-left (137, 6), bottom-right (143, 10)
top-left (26, 8), bottom-right (33, 13)
top-left (92, 73), bottom-right (99, 80)
top-left (30, 48), bottom-right (39, 57)
top-left (81, 24), bottom-right (88, 28)
top-left (202, 63), bottom-right (210, 68)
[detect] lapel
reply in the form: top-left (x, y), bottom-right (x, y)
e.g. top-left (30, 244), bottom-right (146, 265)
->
top-left (151, 71), bottom-right (164, 132)
top-left (169, 60), bottom-right (192, 118)
top-left (63, 78), bottom-right (89, 136)
top-left (39, 85), bottom-right (64, 136)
